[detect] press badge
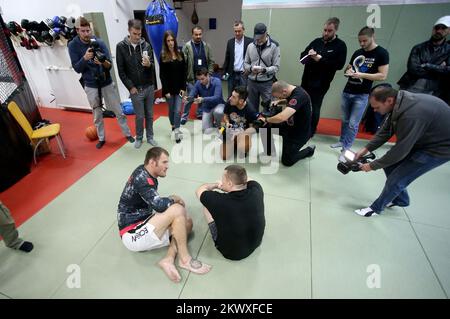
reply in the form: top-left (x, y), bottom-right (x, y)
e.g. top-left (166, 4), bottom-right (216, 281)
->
top-left (198, 59), bottom-right (203, 66)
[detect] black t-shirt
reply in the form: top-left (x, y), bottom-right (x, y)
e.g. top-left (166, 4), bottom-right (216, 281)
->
top-left (344, 46), bottom-right (389, 94)
top-left (282, 86), bottom-right (312, 140)
top-left (200, 181), bottom-right (265, 260)
top-left (224, 101), bottom-right (258, 130)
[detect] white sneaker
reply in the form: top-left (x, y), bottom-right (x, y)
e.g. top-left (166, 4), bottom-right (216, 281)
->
top-left (330, 142), bottom-right (343, 149)
top-left (174, 129), bottom-right (183, 143)
top-left (355, 207), bottom-right (378, 217)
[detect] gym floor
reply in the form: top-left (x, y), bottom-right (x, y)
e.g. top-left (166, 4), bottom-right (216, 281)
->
top-left (0, 116), bottom-right (449, 299)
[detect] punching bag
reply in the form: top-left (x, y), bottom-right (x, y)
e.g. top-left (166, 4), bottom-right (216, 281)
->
top-left (145, 0), bottom-right (178, 62)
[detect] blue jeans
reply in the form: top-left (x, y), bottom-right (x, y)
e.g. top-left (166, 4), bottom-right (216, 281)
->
top-left (340, 92), bottom-right (369, 150)
top-left (202, 103), bottom-right (225, 133)
top-left (370, 150), bottom-right (449, 212)
top-left (227, 71), bottom-right (247, 97)
top-left (167, 94), bottom-right (182, 129)
top-left (181, 83), bottom-right (202, 121)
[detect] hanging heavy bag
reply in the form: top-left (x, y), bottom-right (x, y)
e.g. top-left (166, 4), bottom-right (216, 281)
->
top-left (145, 0), bottom-right (178, 62)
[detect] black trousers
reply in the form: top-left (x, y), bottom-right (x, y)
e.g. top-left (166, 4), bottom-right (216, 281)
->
top-left (260, 125), bottom-right (312, 167)
top-left (302, 86), bottom-right (328, 137)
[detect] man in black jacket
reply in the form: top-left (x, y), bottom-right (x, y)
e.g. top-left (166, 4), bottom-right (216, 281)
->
top-left (222, 21), bottom-right (253, 97)
top-left (300, 17), bottom-right (347, 137)
top-left (116, 19), bottom-right (157, 148)
top-left (398, 16), bottom-right (450, 104)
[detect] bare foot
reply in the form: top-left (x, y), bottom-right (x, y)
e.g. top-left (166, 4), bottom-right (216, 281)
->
top-left (179, 258), bottom-right (212, 275)
top-left (158, 258), bottom-right (181, 283)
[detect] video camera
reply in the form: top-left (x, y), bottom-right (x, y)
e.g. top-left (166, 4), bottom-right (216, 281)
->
top-left (261, 100), bottom-right (283, 118)
top-left (89, 39), bottom-right (107, 63)
top-left (337, 150), bottom-right (376, 175)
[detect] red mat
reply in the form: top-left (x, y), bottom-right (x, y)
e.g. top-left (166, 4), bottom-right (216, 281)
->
top-left (0, 104), bottom-right (386, 227)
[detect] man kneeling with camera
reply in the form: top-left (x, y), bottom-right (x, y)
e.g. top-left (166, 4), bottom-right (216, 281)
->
top-left (257, 80), bottom-right (316, 166)
top-left (354, 86), bottom-right (450, 217)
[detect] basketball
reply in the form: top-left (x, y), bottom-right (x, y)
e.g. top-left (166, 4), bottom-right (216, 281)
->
top-left (85, 125), bottom-right (98, 141)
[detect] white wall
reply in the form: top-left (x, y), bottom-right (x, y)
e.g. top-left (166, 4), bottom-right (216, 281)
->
top-left (175, 0), bottom-right (243, 65)
top-left (0, 0), bottom-right (243, 108)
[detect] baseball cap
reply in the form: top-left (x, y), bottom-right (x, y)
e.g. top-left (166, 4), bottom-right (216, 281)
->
top-left (434, 15), bottom-right (450, 28)
top-left (254, 23), bottom-right (267, 40)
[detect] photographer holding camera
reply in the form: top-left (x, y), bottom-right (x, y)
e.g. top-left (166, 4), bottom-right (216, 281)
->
top-left (258, 80), bottom-right (316, 166)
top-left (68, 17), bottom-right (134, 149)
top-left (354, 86), bottom-right (450, 217)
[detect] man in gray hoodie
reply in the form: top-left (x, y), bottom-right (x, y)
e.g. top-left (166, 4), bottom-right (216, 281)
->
top-left (244, 23), bottom-right (280, 113)
top-left (354, 86), bottom-right (450, 217)
top-left (116, 19), bottom-right (157, 148)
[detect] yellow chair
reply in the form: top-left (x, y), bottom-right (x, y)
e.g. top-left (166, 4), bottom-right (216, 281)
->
top-left (7, 101), bottom-right (66, 164)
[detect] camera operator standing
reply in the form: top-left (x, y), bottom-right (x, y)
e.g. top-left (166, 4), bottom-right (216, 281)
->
top-left (68, 17), bottom-right (134, 149)
top-left (258, 80), bottom-right (316, 166)
top-left (354, 86), bottom-right (450, 217)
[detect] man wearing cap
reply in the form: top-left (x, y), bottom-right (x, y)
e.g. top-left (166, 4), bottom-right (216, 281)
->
top-left (398, 16), bottom-right (450, 104)
top-left (244, 23), bottom-right (281, 113)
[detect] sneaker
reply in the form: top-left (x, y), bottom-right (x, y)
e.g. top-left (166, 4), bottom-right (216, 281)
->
top-left (18, 241), bottom-right (34, 253)
top-left (330, 142), bottom-right (343, 149)
top-left (96, 140), bottom-right (105, 149)
top-left (355, 207), bottom-right (379, 217)
top-left (307, 145), bottom-right (316, 158)
top-left (180, 118), bottom-right (187, 126)
top-left (134, 139), bottom-right (142, 149)
top-left (126, 136), bottom-right (135, 143)
top-left (174, 129), bottom-right (183, 143)
top-left (147, 138), bottom-right (158, 146)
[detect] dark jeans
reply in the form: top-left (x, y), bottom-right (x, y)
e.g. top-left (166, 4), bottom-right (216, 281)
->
top-left (227, 71), bottom-right (247, 97)
top-left (370, 150), bottom-right (449, 212)
top-left (260, 125), bottom-right (312, 167)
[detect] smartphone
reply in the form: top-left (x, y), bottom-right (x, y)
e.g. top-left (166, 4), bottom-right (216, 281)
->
top-left (344, 150), bottom-right (356, 162)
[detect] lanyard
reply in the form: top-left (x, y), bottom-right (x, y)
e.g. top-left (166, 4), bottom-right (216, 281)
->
top-left (193, 41), bottom-right (203, 57)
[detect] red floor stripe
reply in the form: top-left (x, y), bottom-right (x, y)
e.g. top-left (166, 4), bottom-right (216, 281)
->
top-left (0, 103), bottom-right (390, 227)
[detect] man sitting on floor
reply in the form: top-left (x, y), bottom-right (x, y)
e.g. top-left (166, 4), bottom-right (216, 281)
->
top-left (117, 147), bottom-right (211, 282)
top-left (221, 86), bottom-right (258, 160)
top-left (196, 165), bottom-right (265, 260)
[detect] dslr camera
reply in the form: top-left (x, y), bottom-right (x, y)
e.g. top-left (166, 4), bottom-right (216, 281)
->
top-left (337, 150), bottom-right (376, 175)
top-left (261, 100), bottom-right (283, 118)
top-left (89, 39), bottom-right (107, 63)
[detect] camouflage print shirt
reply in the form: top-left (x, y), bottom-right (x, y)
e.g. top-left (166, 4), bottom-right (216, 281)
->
top-left (117, 165), bottom-right (174, 231)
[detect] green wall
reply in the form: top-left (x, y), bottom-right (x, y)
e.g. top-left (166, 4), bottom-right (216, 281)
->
top-left (243, 3), bottom-right (450, 119)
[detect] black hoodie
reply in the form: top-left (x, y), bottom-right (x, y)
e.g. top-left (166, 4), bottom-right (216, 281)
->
top-left (116, 36), bottom-right (155, 90)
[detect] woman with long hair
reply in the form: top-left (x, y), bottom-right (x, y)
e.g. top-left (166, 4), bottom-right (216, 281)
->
top-left (160, 30), bottom-right (187, 143)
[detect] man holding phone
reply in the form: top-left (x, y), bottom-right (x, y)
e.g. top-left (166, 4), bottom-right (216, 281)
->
top-left (184, 68), bottom-right (225, 133)
top-left (116, 19), bottom-right (157, 148)
top-left (353, 86), bottom-right (450, 217)
top-left (244, 23), bottom-right (280, 113)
